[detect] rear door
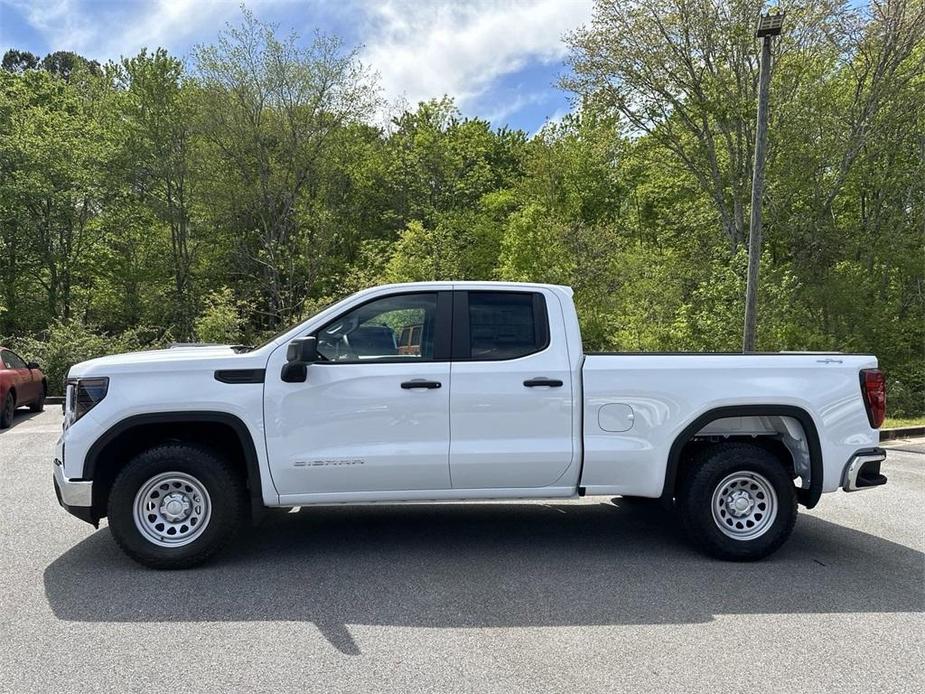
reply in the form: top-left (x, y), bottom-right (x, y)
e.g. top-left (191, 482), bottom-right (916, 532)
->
top-left (448, 289), bottom-right (576, 489)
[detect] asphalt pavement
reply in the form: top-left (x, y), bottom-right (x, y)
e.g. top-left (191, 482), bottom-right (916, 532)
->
top-left (1, 409), bottom-right (922, 693)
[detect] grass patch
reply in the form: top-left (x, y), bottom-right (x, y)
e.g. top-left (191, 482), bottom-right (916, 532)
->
top-left (883, 416), bottom-right (925, 429)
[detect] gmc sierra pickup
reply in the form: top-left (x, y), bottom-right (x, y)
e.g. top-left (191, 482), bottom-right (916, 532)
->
top-left (53, 282), bottom-right (888, 568)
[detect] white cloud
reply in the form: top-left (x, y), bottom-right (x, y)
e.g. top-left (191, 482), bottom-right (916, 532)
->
top-left (4, 0), bottom-right (589, 126)
top-left (3, 0), bottom-right (96, 52)
top-left (3, 0), bottom-right (249, 60)
top-left (108, 0), bottom-right (242, 59)
top-left (359, 0), bottom-right (593, 110)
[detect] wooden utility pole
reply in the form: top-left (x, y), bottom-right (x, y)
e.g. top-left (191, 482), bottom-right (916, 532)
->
top-left (742, 12), bottom-right (784, 352)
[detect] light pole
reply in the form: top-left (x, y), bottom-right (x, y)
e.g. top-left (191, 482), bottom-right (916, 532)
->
top-left (742, 12), bottom-right (784, 352)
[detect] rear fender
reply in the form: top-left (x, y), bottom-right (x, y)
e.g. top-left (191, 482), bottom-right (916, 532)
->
top-left (661, 405), bottom-right (823, 508)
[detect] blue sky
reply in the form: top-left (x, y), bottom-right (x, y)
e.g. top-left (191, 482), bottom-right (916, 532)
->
top-left (0, 0), bottom-right (594, 133)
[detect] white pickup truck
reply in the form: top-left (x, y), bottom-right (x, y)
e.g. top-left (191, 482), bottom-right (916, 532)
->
top-left (53, 282), bottom-right (888, 568)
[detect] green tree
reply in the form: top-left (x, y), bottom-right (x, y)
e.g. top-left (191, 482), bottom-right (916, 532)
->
top-left (0, 66), bottom-right (115, 325)
top-left (40, 51), bottom-right (102, 80)
top-left (2, 49), bottom-right (39, 73)
top-left (0, 2), bottom-right (920, 416)
top-left (194, 8), bottom-right (378, 329)
top-left (113, 48), bottom-right (199, 338)
top-left (563, 0), bottom-right (925, 250)
top-left (384, 98), bottom-right (526, 227)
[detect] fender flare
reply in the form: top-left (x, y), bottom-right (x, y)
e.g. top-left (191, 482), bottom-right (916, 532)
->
top-left (84, 411), bottom-right (265, 512)
top-left (661, 404), bottom-right (823, 509)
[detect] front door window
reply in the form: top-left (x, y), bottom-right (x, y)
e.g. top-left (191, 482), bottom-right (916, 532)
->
top-left (316, 293), bottom-right (438, 362)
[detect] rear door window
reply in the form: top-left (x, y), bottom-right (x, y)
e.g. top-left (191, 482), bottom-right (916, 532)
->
top-left (457, 291), bottom-right (549, 360)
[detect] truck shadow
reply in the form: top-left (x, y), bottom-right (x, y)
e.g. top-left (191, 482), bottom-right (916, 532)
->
top-left (43, 501), bottom-right (924, 655)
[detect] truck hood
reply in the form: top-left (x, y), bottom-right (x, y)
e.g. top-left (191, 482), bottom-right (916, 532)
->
top-left (67, 345), bottom-right (258, 378)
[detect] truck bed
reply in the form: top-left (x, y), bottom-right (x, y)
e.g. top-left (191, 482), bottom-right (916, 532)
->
top-left (579, 352), bottom-right (880, 499)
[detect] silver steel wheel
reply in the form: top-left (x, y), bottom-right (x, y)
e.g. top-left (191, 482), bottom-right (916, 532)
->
top-left (710, 471), bottom-right (778, 540)
top-left (133, 472), bottom-right (211, 548)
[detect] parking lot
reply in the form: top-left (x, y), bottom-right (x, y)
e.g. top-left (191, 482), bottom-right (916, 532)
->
top-left (1, 409), bottom-right (923, 693)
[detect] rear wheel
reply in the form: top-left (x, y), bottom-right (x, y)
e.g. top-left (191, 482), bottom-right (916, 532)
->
top-left (0, 392), bottom-right (14, 428)
top-left (677, 442), bottom-right (797, 561)
top-left (107, 443), bottom-right (246, 569)
top-left (29, 390), bottom-right (45, 412)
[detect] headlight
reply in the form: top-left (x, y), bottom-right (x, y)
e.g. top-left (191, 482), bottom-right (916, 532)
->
top-left (64, 377), bottom-right (109, 427)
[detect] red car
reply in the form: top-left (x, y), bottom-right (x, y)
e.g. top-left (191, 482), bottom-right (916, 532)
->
top-left (0, 347), bottom-right (46, 428)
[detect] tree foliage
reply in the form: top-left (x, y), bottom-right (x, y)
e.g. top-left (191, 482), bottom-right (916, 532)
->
top-left (0, 3), bottom-right (922, 412)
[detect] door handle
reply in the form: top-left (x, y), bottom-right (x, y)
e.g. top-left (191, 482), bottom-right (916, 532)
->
top-left (401, 380), bottom-right (442, 389)
top-left (523, 377), bottom-right (564, 388)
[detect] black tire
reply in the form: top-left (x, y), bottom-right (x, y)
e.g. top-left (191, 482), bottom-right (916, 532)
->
top-left (677, 442), bottom-right (797, 561)
top-left (0, 392), bottom-right (14, 429)
top-left (29, 391), bottom-right (45, 412)
top-left (107, 443), bottom-right (246, 569)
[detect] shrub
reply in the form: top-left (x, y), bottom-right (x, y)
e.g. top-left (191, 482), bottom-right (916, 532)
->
top-left (194, 288), bottom-right (245, 345)
top-left (887, 363), bottom-right (925, 419)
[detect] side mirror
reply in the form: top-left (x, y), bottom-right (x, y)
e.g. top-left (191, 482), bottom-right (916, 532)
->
top-left (26, 362), bottom-right (40, 370)
top-left (281, 337), bottom-right (318, 383)
top-left (286, 337), bottom-right (318, 364)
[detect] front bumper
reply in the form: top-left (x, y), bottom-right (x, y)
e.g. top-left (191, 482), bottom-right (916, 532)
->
top-left (53, 459), bottom-right (96, 525)
top-left (842, 448), bottom-right (888, 492)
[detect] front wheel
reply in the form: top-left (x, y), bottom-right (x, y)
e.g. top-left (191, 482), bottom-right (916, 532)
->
top-left (107, 443), bottom-right (246, 569)
top-left (677, 443), bottom-right (797, 561)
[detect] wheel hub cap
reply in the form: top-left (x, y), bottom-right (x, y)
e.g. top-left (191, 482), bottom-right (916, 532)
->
top-left (727, 490), bottom-right (755, 516)
top-left (160, 492), bottom-right (192, 522)
top-left (711, 471), bottom-right (778, 540)
top-left (133, 472), bottom-right (212, 548)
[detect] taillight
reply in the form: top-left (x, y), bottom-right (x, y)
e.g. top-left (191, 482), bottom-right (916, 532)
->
top-left (859, 369), bottom-right (886, 429)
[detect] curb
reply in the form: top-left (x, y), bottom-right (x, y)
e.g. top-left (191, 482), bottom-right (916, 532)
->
top-left (46, 396), bottom-right (64, 405)
top-left (880, 426), bottom-right (925, 441)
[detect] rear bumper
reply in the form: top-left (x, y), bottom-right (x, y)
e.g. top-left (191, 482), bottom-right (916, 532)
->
top-left (53, 459), bottom-right (96, 525)
top-left (841, 448), bottom-right (888, 492)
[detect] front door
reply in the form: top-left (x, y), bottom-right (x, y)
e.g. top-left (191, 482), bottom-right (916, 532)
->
top-left (264, 291), bottom-right (453, 499)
